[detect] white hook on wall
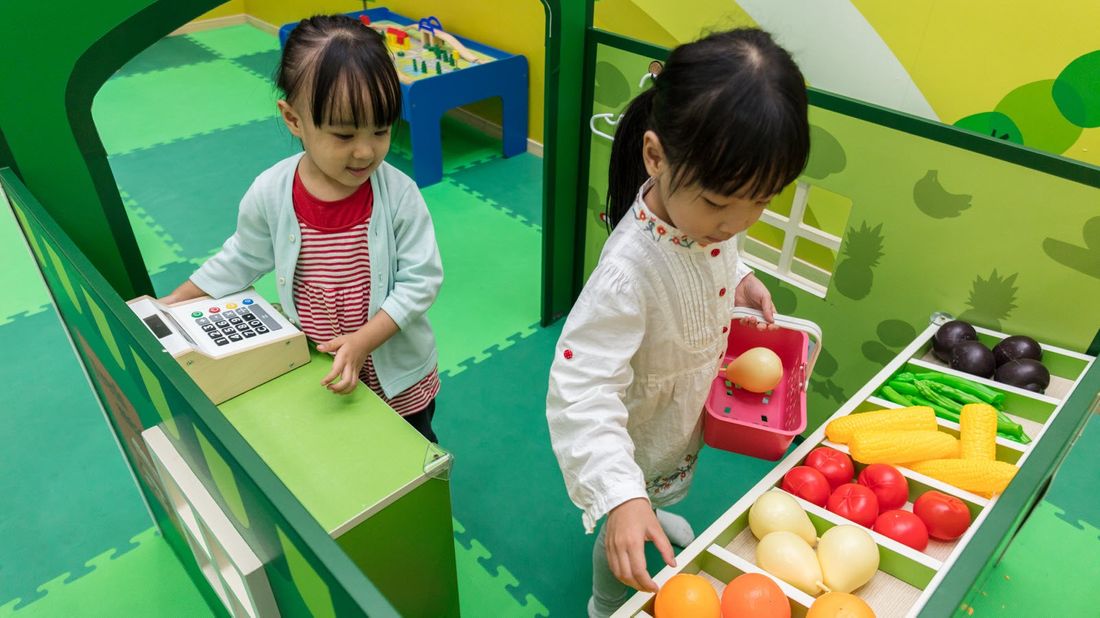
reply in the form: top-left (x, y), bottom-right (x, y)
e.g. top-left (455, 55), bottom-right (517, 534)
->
top-left (591, 62), bottom-right (662, 142)
top-left (589, 112), bottom-right (620, 141)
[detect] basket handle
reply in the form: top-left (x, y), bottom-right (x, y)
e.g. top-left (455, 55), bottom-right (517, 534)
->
top-left (730, 308), bottom-right (822, 389)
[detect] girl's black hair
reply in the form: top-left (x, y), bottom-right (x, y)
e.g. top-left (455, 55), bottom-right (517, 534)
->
top-left (606, 28), bottom-right (810, 227)
top-left (275, 15), bottom-right (402, 129)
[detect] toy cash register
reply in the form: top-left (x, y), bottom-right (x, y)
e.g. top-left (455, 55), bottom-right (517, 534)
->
top-left (128, 289), bottom-right (310, 404)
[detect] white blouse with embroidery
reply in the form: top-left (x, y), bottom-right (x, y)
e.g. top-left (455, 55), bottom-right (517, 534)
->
top-left (547, 181), bottom-right (753, 533)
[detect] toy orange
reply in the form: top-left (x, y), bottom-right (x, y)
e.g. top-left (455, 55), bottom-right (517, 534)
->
top-left (806, 592), bottom-right (876, 618)
top-left (720, 573), bottom-right (790, 618)
top-left (654, 574), bottom-right (721, 618)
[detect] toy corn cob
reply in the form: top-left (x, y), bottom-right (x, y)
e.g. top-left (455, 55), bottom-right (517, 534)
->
top-left (960, 403), bottom-right (997, 460)
top-left (909, 459), bottom-right (1018, 495)
top-left (849, 430), bottom-right (959, 464)
top-left (825, 406), bottom-right (937, 444)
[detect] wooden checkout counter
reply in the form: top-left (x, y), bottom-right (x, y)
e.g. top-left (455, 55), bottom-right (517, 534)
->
top-left (129, 290), bottom-right (459, 617)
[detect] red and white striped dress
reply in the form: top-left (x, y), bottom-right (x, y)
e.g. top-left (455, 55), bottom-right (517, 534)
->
top-left (291, 170), bottom-right (440, 415)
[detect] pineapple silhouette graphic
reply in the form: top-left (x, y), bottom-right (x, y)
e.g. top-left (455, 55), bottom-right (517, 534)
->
top-left (834, 222), bottom-right (885, 300)
top-left (958, 269), bottom-right (1019, 330)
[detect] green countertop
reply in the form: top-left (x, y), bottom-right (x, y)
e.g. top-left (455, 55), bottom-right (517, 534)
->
top-left (218, 350), bottom-right (442, 534)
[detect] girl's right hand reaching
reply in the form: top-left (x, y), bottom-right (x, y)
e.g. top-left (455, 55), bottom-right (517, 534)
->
top-left (318, 332), bottom-right (372, 395)
top-left (605, 498), bottom-right (677, 592)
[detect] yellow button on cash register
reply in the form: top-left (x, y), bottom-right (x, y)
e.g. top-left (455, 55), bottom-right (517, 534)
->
top-left (128, 289), bottom-right (309, 403)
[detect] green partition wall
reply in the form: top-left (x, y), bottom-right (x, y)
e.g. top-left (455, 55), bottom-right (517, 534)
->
top-left (578, 32), bottom-right (1100, 435)
top-left (575, 27), bottom-right (1100, 618)
top-left (2, 169), bottom-right (397, 616)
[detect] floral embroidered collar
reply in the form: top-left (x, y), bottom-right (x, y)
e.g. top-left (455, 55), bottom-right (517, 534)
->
top-left (630, 178), bottom-right (707, 252)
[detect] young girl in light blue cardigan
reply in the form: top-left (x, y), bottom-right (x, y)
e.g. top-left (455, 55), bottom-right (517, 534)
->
top-left (164, 15), bottom-right (443, 441)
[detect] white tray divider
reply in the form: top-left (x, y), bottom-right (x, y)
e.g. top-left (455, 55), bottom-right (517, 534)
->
top-left (906, 357), bottom-right (1060, 406)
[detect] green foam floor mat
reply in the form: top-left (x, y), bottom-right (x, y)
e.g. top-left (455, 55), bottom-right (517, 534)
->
top-left (453, 519), bottom-right (549, 617)
top-left (94, 59), bottom-right (279, 156)
top-left (1, 528), bottom-right (212, 618)
top-left (449, 153), bottom-right (543, 229)
top-left (110, 116), bottom-right (300, 260)
top-left (423, 178), bottom-right (541, 376)
top-left (0, 311), bottom-right (152, 609)
top-left (231, 48), bottom-right (281, 81)
top-left (965, 499), bottom-right (1100, 616)
top-left (1040, 413), bottom-right (1100, 533)
top-left (114, 34), bottom-right (219, 78)
top-left (0, 201), bottom-right (50, 325)
top-left (186, 24), bottom-right (280, 59)
top-left (118, 189), bottom-right (186, 276)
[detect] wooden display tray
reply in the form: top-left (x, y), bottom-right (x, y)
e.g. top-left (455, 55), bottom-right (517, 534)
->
top-left (615, 320), bottom-right (1095, 617)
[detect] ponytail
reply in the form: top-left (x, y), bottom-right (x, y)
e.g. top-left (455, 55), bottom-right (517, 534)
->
top-left (605, 87), bottom-right (656, 231)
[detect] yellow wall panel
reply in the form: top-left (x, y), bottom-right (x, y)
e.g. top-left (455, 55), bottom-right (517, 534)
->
top-left (193, 0), bottom-right (245, 22)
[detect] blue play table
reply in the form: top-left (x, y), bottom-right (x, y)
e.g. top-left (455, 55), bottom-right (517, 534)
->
top-left (279, 8), bottom-right (529, 187)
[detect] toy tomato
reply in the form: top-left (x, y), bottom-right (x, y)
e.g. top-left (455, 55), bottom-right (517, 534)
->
top-left (782, 466), bottom-right (831, 507)
top-left (873, 509), bottom-right (929, 551)
top-left (858, 464), bottom-right (910, 511)
top-left (805, 447), bottom-right (854, 490)
top-left (913, 490), bottom-right (971, 541)
top-left (826, 484), bottom-right (879, 528)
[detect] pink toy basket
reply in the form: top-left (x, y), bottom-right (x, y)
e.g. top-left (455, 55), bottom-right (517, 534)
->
top-left (704, 308), bottom-right (822, 461)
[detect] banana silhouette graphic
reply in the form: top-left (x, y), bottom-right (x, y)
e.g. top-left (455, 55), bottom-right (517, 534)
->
top-left (1043, 216), bottom-right (1100, 280)
top-left (913, 170), bottom-right (972, 219)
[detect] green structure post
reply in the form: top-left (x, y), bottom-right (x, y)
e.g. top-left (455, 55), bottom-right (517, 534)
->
top-left (0, 1), bottom-right (204, 298)
top-left (540, 0), bottom-right (592, 325)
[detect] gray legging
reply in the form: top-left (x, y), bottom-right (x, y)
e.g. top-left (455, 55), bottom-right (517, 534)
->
top-left (590, 520), bottom-right (630, 618)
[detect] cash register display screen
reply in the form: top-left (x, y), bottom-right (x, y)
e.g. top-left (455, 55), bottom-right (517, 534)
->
top-left (143, 315), bottom-right (173, 339)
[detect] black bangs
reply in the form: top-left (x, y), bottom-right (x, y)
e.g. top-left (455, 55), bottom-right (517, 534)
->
top-left (310, 31), bottom-right (402, 129)
top-left (666, 80), bottom-right (809, 200)
top-left (276, 15), bottom-right (402, 130)
top-left (658, 32), bottom-right (810, 200)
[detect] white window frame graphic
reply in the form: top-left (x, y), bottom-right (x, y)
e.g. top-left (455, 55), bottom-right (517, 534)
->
top-left (143, 426), bottom-right (280, 618)
top-left (737, 181), bottom-right (844, 299)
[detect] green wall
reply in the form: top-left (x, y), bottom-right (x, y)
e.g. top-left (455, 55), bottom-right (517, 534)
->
top-left (580, 38), bottom-right (1100, 432)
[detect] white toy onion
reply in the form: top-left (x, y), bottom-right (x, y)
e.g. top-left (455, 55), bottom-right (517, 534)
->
top-left (816, 525), bottom-right (880, 593)
top-left (749, 489), bottom-right (818, 547)
top-left (755, 531), bottom-right (825, 596)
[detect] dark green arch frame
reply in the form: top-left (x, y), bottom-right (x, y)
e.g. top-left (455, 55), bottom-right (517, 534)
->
top-left (0, 0), bottom-right (590, 326)
top-left (0, 0), bottom-right (589, 613)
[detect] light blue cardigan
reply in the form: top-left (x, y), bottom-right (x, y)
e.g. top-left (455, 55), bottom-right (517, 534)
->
top-left (191, 153), bottom-right (442, 398)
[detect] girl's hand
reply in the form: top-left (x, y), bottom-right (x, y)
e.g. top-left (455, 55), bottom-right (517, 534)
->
top-left (317, 332), bottom-right (372, 395)
top-left (734, 273), bottom-right (779, 331)
top-left (605, 498), bottom-right (676, 592)
top-left (159, 280), bottom-right (207, 306)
